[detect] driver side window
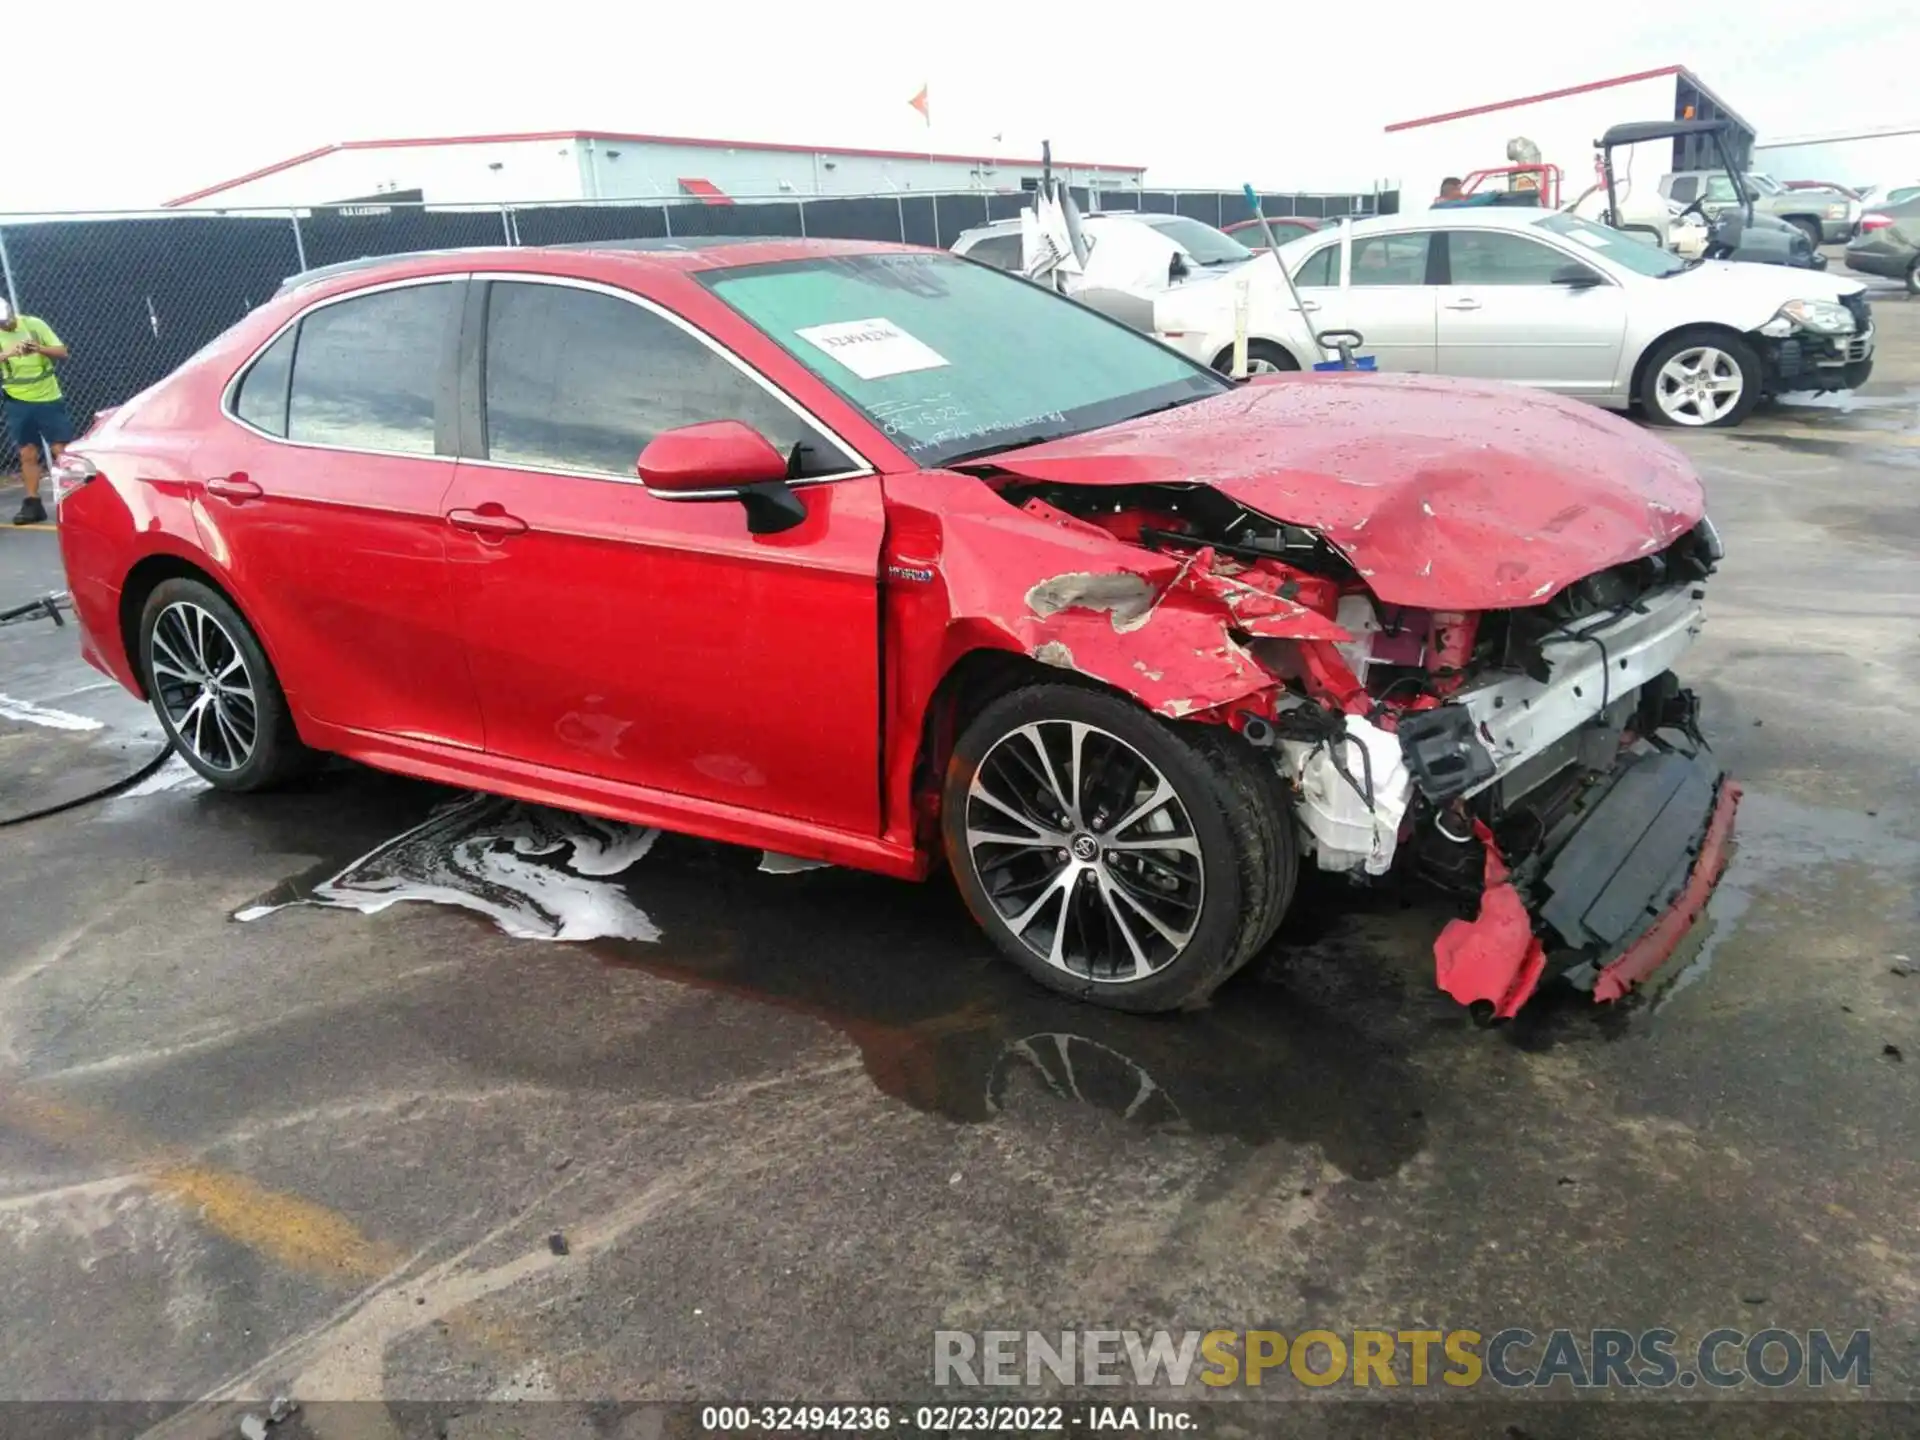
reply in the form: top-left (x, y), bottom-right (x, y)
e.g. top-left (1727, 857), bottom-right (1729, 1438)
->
top-left (1668, 177), bottom-right (1699, 203)
top-left (481, 280), bottom-right (851, 477)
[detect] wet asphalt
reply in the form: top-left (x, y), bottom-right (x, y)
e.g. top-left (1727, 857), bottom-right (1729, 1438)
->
top-left (1, 286), bottom-right (1918, 1436)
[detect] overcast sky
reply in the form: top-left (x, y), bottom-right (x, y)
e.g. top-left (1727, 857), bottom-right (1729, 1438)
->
top-left (13, 0), bottom-right (1918, 212)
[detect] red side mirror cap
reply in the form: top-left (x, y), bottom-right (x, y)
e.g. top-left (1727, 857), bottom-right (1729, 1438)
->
top-left (637, 420), bottom-right (789, 493)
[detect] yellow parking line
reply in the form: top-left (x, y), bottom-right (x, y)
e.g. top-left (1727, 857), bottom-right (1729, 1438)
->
top-left (0, 1086), bottom-right (403, 1285)
top-left (4, 522), bottom-right (56, 532)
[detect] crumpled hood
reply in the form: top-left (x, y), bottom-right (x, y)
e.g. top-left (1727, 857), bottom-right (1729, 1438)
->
top-left (963, 373), bottom-right (1707, 609)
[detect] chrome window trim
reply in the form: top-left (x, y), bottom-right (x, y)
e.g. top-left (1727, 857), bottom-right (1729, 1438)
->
top-left (218, 269), bottom-right (880, 492)
top-left (465, 270), bottom-right (875, 491)
top-left (219, 273), bottom-right (461, 463)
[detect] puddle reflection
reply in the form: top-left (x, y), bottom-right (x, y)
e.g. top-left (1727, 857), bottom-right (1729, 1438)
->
top-left (235, 787), bottom-right (1432, 1178)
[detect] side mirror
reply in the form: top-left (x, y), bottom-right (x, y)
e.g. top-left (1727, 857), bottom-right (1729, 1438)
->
top-left (636, 420), bottom-right (807, 535)
top-left (1551, 264), bottom-right (1603, 288)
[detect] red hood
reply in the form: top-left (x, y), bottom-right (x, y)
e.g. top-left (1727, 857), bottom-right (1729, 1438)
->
top-left (966, 373), bottom-right (1706, 609)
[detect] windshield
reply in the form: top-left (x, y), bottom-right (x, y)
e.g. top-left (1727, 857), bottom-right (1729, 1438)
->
top-left (703, 252), bottom-right (1228, 468)
top-left (1747, 173), bottom-right (1782, 195)
top-left (1537, 212), bottom-right (1689, 277)
top-left (1133, 216), bottom-right (1256, 266)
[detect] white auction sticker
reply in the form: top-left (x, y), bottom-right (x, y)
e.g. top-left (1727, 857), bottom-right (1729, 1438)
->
top-left (794, 317), bottom-right (950, 380)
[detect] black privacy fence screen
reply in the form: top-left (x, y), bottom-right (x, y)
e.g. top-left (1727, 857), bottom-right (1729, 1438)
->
top-left (0, 184), bottom-right (1398, 473)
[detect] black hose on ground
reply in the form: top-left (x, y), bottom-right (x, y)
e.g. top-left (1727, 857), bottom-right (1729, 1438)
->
top-left (0, 743), bottom-right (175, 828)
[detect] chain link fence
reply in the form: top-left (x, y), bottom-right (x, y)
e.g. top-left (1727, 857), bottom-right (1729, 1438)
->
top-left (0, 185), bottom-right (1397, 473)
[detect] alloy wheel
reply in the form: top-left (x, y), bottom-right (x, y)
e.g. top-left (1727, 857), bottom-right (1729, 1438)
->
top-left (1655, 346), bottom-right (1745, 426)
top-left (149, 601), bottom-right (258, 772)
top-left (1245, 357), bottom-right (1283, 374)
top-left (964, 721), bottom-right (1205, 983)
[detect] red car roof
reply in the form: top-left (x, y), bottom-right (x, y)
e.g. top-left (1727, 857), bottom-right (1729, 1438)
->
top-left (282, 236), bottom-right (926, 297)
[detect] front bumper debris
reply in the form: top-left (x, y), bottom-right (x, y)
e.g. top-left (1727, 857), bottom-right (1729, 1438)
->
top-left (1433, 747), bottom-right (1741, 1017)
top-left (1765, 325), bottom-right (1874, 394)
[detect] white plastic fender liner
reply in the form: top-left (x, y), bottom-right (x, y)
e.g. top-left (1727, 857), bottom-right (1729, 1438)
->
top-left (1279, 713), bottom-right (1415, 876)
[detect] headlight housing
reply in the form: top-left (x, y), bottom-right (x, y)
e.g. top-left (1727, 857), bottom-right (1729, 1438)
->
top-left (1758, 299), bottom-right (1856, 337)
top-left (1696, 513), bottom-right (1725, 563)
top-left (1824, 204), bottom-right (1849, 220)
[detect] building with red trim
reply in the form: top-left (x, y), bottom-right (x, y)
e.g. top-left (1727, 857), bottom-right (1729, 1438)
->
top-left (163, 131), bottom-right (1147, 209)
top-left (1381, 66), bottom-right (1753, 212)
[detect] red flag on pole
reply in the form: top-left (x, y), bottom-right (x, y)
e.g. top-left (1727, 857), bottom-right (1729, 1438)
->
top-left (908, 84), bottom-right (930, 126)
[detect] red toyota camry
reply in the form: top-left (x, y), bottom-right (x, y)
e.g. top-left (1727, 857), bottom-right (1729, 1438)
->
top-left (54, 237), bottom-right (1738, 1018)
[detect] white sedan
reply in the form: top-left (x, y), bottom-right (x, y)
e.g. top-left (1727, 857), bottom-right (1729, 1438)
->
top-left (1268, 210), bottom-right (1875, 428)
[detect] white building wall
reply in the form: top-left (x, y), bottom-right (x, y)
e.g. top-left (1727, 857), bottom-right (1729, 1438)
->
top-left (199, 141), bottom-right (588, 208)
top-left (1379, 75), bottom-right (1678, 215)
top-left (581, 142), bottom-right (1136, 200)
top-left (188, 139), bottom-right (1143, 210)
top-left (1753, 129), bottom-right (1920, 192)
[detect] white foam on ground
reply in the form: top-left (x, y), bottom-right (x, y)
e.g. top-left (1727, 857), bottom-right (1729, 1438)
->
top-left (236, 796), bottom-right (663, 943)
top-left (0, 694), bottom-right (103, 731)
top-left (119, 754), bottom-right (212, 797)
top-left (758, 851), bottom-right (833, 875)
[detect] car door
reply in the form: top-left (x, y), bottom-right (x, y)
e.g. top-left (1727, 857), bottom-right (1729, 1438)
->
top-left (441, 275), bottom-right (887, 836)
top-left (1290, 230), bottom-right (1439, 371)
top-left (1434, 229), bottom-right (1628, 394)
top-left (196, 277), bottom-right (484, 749)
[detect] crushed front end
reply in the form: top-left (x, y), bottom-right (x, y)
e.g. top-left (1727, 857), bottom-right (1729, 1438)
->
top-left (984, 475), bottom-right (1738, 1019)
top-left (1756, 292), bottom-right (1875, 396)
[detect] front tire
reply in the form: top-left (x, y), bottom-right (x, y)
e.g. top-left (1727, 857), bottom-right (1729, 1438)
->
top-left (941, 683), bottom-right (1296, 1012)
top-left (1640, 329), bottom-right (1762, 429)
top-left (139, 578), bottom-right (313, 791)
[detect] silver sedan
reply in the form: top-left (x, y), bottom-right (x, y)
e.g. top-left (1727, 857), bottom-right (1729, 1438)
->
top-left (1273, 210), bottom-right (1876, 428)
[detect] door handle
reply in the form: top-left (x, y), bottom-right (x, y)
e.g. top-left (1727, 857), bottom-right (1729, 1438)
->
top-left (1443, 299), bottom-right (1482, 311)
top-left (203, 473), bottom-right (263, 501)
top-left (1293, 301), bottom-right (1320, 312)
top-left (447, 505), bottom-right (528, 538)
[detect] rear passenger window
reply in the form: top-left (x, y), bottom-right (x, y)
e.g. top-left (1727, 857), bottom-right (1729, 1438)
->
top-left (1349, 233), bottom-right (1432, 286)
top-left (1292, 245), bottom-right (1336, 287)
top-left (481, 280), bottom-right (848, 477)
top-left (233, 327), bottom-right (295, 436)
top-left (287, 283), bottom-right (451, 455)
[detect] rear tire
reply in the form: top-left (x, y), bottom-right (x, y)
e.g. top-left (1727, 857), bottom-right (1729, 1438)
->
top-left (1214, 339), bottom-right (1299, 377)
top-left (1907, 256), bottom-right (1920, 296)
top-left (1785, 216), bottom-right (1824, 251)
top-left (1639, 329), bottom-right (1762, 429)
top-left (138, 578), bottom-right (314, 792)
top-left (942, 683), bottom-right (1296, 1012)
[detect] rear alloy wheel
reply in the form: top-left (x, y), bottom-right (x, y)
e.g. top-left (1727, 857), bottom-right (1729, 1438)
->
top-left (140, 578), bottom-right (313, 791)
top-left (1215, 339), bottom-right (1298, 377)
top-left (1907, 257), bottom-right (1919, 296)
top-left (942, 683), bottom-right (1295, 1012)
top-left (1641, 331), bottom-right (1761, 429)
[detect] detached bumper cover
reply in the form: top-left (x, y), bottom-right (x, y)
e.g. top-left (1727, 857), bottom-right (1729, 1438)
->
top-left (1434, 749), bottom-right (1742, 1015)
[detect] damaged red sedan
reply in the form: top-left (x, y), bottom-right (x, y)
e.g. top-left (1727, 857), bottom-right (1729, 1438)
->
top-left (54, 237), bottom-right (1738, 1018)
